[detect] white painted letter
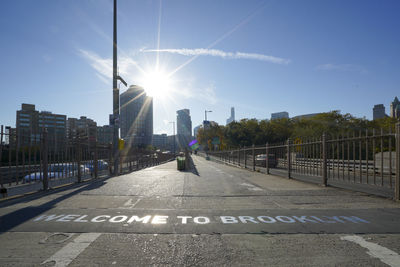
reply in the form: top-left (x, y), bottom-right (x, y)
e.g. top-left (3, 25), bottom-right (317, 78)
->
top-left (34, 214), bottom-right (65, 222)
top-left (239, 216), bottom-right (259, 224)
top-left (325, 216), bottom-right (345, 223)
top-left (177, 216), bottom-right (192, 224)
top-left (340, 216), bottom-right (370, 224)
top-left (57, 215), bottom-right (80, 222)
top-left (109, 215), bottom-right (128, 223)
top-left (275, 216), bottom-right (296, 223)
top-left (292, 216), bottom-right (318, 223)
top-left (257, 216), bottom-right (276, 223)
top-left (152, 215), bottom-right (168, 224)
top-left (74, 215), bottom-right (88, 222)
top-left (127, 215), bottom-right (151, 224)
top-left (310, 216), bottom-right (335, 223)
top-left (91, 215), bottom-right (111, 222)
top-left (194, 217), bottom-right (210, 224)
top-left (220, 216), bottom-right (238, 224)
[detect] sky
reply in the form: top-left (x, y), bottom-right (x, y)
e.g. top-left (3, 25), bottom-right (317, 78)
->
top-left (0, 0), bottom-right (399, 135)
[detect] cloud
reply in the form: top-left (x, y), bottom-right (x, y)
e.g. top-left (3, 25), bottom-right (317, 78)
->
top-left (79, 49), bottom-right (112, 81)
top-left (141, 48), bottom-right (290, 65)
top-left (316, 63), bottom-right (367, 73)
top-left (78, 49), bottom-right (144, 85)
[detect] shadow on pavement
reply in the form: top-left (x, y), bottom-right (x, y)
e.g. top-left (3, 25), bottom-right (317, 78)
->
top-left (186, 154), bottom-right (200, 176)
top-left (0, 178), bottom-right (108, 234)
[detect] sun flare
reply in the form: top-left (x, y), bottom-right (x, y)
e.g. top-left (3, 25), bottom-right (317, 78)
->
top-left (140, 69), bottom-right (173, 98)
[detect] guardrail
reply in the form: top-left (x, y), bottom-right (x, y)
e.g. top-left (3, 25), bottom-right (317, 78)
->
top-left (207, 123), bottom-right (400, 201)
top-left (0, 125), bottom-right (174, 197)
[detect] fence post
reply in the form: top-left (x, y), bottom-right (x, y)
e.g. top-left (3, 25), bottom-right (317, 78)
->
top-left (0, 126), bottom-right (3, 188)
top-left (252, 144), bottom-right (255, 171)
top-left (322, 133), bottom-right (327, 186)
top-left (395, 123), bottom-right (400, 201)
top-left (266, 142), bottom-right (269, 174)
top-left (42, 129), bottom-right (49, 190)
top-left (15, 129), bottom-right (19, 185)
top-left (108, 144), bottom-right (113, 175)
top-left (77, 134), bottom-right (82, 183)
top-left (94, 141), bottom-right (98, 179)
top-left (287, 139), bottom-right (291, 178)
top-left (244, 146), bottom-right (247, 168)
top-left (238, 147), bottom-right (241, 167)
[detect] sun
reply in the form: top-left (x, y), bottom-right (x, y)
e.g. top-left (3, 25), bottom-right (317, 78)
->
top-left (140, 69), bottom-right (173, 98)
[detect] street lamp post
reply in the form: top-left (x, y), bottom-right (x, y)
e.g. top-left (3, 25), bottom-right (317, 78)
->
top-left (169, 121), bottom-right (175, 157)
top-left (112, 0), bottom-right (127, 176)
top-left (205, 110), bottom-right (212, 121)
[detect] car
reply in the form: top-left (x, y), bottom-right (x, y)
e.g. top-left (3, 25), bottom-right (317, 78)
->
top-left (24, 163), bottom-right (90, 182)
top-left (85, 160), bottom-right (109, 172)
top-left (255, 154), bottom-right (277, 168)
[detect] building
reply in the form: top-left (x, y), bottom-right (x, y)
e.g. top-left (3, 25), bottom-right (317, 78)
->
top-left (167, 135), bottom-right (177, 153)
top-left (5, 127), bottom-right (17, 147)
top-left (373, 104), bottom-right (386, 120)
top-left (67, 116), bottom-right (97, 143)
top-left (193, 125), bottom-right (202, 138)
top-left (177, 109), bottom-right (192, 136)
top-left (176, 109), bottom-right (192, 149)
top-left (16, 104), bottom-right (66, 148)
top-left (120, 85), bottom-right (153, 148)
top-left (152, 134), bottom-right (168, 150)
top-left (203, 120), bottom-right (218, 130)
top-left (292, 113), bottom-right (322, 120)
top-left (16, 104), bottom-right (39, 147)
top-left (226, 107), bottom-right (235, 125)
top-left (390, 97), bottom-right (400, 118)
top-left (271, 112), bottom-right (289, 120)
top-left (97, 125), bottom-right (113, 145)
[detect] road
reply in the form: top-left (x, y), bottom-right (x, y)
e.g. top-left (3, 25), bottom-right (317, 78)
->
top-left (1, 155), bottom-right (400, 266)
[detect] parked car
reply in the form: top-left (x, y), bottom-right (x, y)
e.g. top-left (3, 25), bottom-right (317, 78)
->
top-left (24, 163), bottom-right (89, 182)
top-left (255, 154), bottom-right (277, 168)
top-left (85, 160), bottom-right (109, 172)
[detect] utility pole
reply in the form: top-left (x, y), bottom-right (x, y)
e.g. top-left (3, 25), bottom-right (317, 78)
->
top-left (170, 121), bottom-right (175, 156)
top-left (112, 0), bottom-right (119, 175)
top-left (112, 0), bottom-right (127, 175)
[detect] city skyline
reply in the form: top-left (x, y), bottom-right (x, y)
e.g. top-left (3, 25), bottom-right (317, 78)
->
top-left (0, 0), bottom-right (399, 135)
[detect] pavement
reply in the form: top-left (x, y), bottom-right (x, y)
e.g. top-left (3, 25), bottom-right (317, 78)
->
top-left (1, 155), bottom-right (400, 266)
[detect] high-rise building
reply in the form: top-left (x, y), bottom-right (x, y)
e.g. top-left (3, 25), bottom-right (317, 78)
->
top-left (152, 134), bottom-right (168, 150)
top-left (271, 112), bottom-right (289, 120)
top-left (97, 125), bottom-right (113, 145)
top-left (177, 109), bottom-right (192, 136)
top-left (67, 116), bottom-right (97, 143)
top-left (120, 85), bottom-right (153, 148)
top-left (193, 125), bottom-right (202, 138)
top-left (390, 97), bottom-right (400, 118)
top-left (373, 104), bottom-right (386, 120)
top-left (176, 109), bottom-right (192, 149)
top-left (16, 104), bottom-right (66, 148)
top-left (226, 107), bottom-right (235, 125)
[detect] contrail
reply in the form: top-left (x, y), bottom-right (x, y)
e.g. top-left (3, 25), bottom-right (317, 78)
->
top-left (142, 48), bottom-right (290, 65)
top-left (164, 0), bottom-right (274, 76)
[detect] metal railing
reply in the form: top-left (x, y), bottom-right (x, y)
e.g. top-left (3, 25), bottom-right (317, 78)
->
top-left (207, 123), bottom-right (400, 201)
top-left (0, 125), bottom-right (175, 198)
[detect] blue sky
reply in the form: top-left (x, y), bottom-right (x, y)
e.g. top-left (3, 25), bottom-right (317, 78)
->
top-left (1, 0), bottom-right (399, 135)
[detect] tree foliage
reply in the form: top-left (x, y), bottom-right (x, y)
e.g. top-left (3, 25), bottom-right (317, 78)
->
top-left (195, 111), bottom-right (398, 150)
